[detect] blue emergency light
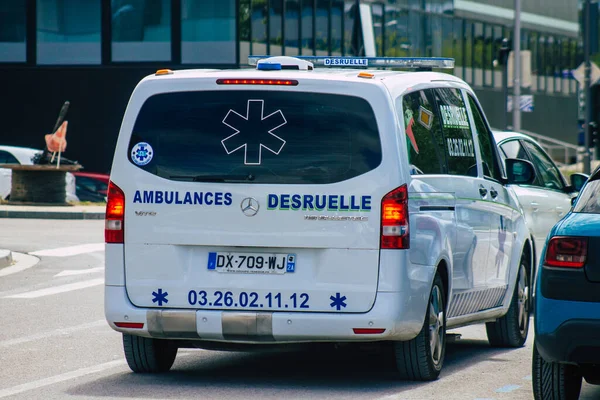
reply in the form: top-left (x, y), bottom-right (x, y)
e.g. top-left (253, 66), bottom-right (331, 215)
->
top-left (250, 55), bottom-right (455, 70)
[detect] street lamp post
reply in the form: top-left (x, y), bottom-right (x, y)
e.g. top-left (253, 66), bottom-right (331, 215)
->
top-left (499, 39), bottom-right (510, 130)
top-left (513, 0), bottom-right (521, 131)
top-left (584, 0), bottom-right (593, 174)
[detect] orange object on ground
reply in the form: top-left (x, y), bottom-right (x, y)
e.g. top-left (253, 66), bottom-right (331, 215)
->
top-left (45, 120), bottom-right (68, 153)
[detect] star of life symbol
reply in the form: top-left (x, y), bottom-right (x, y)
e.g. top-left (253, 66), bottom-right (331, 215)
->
top-left (131, 142), bottom-right (153, 166)
top-left (152, 288), bottom-right (168, 306)
top-left (330, 292), bottom-right (347, 311)
top-left (221, 100), bottom-right (287, 165)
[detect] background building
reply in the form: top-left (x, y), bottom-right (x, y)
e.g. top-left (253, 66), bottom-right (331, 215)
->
top-left (0, 0), bottom-right (583, 173)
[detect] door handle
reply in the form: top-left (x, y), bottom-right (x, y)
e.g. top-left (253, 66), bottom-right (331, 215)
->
top-left (556, 206), bottom-right (565, 216)
top-left (531, 201), bottom-right (539, 212)
top-left (479, 185), bottom-right (488, 197)
top-left (490, 188), bottom-right (498, 199)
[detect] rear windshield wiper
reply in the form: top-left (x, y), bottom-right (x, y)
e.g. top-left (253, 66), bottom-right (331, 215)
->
top-left (169, 174), bottom-right (256, 183)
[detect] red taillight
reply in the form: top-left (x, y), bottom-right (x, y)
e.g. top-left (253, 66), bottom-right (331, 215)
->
top-left (105, 181), bottom-right (125, 244)
top-left (353, 328), bottom-right (386, 334)
top-left (216, 78), bottom-right (299, 86)
top-left (114, 322), bottom-right (144, 329)
top-left (544, 236), bottom-right (588, 268)
top-left (380, 185), bottom-right (409, 249)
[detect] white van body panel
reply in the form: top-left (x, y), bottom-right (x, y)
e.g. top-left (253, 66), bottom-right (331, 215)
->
top-left (105, 65), bottom-right (530, 343)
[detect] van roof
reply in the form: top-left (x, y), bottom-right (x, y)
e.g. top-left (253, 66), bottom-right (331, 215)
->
top-left (142, 67), bottom-right (470, 96)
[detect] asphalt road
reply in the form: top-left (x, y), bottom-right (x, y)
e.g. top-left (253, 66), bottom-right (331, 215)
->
top-left (1, 219), bottom-right (599, 400)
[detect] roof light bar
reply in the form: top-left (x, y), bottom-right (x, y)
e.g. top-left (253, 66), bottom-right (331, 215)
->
top-left (249, 55), bottom-right (455, 70)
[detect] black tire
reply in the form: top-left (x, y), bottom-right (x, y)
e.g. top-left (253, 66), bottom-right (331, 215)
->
top-left (532, 341), bottom-right (582, 400)
top-left (122, 334), bottom-right (178, 373)
top-left (393, 272), bottom-right (446, 381)
top-left (486, 254), bottom-right (530, 348)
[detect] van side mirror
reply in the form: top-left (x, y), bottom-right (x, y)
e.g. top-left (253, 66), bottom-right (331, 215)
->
top-left (569, 173), bottom-right (589, 192)
top-left (505, 158), bottom-right (536, 185)
top-left (571, 196), bottom-right (578, 207)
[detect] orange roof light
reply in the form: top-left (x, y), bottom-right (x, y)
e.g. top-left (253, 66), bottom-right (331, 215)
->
top-left (155, 69), bottom-right (173, 76)
top-left (358, 72), bottom-right (374, 79)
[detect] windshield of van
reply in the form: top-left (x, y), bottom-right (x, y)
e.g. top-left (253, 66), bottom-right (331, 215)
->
top-left (128, 90), bottom-right (382, 184)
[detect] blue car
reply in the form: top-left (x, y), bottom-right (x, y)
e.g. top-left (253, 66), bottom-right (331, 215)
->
top-left (533, 170), bottom-right (600, 399)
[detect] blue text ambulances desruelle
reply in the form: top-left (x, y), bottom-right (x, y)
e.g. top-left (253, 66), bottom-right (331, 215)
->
top-left (267, 194), bottom-right (372, 211)
top-left (133, 190), bottom-right (232, 205)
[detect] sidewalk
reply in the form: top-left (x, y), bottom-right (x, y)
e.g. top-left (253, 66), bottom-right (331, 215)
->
top-left (0, 204), bottom-right (105, 220)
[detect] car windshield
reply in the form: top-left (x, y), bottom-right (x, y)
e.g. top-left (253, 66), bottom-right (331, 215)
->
top-left (573, 178), bottom-right (600, 213)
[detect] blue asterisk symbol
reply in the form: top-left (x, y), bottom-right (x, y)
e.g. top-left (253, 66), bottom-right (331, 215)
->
top-left (136, 146), bottom-right (150, 161)
top-left (330, 292), bottom-right (347, 311)
top-left (152, 288), bottom-right (168, 306)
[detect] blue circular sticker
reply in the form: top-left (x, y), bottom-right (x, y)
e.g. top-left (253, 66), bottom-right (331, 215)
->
top-left (131, 142), bottom-right (154, 166)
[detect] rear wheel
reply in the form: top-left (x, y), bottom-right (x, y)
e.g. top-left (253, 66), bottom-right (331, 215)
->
top-left (486, 255), bottom-right (530, 348)
top-left (122, 334), bottom-right (178, 373)
top-left (532, 341), bottom-right (582, 400)
top-left (393, 272), bottom-right (446, 381)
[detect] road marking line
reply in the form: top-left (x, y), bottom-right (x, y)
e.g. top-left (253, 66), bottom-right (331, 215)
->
top-left (0, 253), bottom-right (39, 277)
top-left (0, 353), bottom-right (192, 398)
top-left (3, 278), bottom-right (104, 299)
top-left (0, 320), bottom-right (106, 348)
top-left (0, 360), bottom-right (126, 399)
top-left (54, 267), bottom-right (104, 277)
top-left (30, 243), bottom-right (104, 257)
top-left (495, 384), bottom-right (521, 393)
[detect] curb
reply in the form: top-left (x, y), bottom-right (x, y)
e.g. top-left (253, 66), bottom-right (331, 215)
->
top-left (0, 252), bottom-right (40, 278)
top-left (0, 250), bottom-right (13, 269)
top-left (0, 210), bottom-right (104, 220)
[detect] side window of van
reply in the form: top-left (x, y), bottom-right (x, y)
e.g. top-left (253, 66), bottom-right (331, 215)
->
top-left (432, 88), bottom-right (477, 177)
top-left (398, 90), bottom-right (447, 175)
top-left (467, 94), bottom-right (503, 181)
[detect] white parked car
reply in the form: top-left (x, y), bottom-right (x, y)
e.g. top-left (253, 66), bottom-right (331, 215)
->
top-left (492, 131), bottom-right (588, 270)
top-left (105, 55), bottom-right (537, 381)
top-left (0, 145), bottom-right (79, 202)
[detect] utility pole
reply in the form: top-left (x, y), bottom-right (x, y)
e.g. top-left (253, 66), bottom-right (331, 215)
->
top-left (500, 39), bottom-right (510, 130)
top-left (513, 0), bottom-right (521, 131)
top-left (584, 0), bottom-right (592, 174)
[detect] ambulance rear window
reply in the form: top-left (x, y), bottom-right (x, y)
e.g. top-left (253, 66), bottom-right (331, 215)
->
top-left (128, 90), bottom-right (382, 184)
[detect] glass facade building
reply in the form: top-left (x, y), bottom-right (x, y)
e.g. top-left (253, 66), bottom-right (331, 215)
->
top-left (0, 0), bottom-right (584, 173)
top-left (0, 1), bottom-right (580, 91)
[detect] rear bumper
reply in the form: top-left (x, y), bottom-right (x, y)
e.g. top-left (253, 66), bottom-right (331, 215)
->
top-left (535, 319), bottom-right (600, 364)
top-left (105, 284), bottom-right (428, 343)
top-left (535, 294), bottom-right (600, 364)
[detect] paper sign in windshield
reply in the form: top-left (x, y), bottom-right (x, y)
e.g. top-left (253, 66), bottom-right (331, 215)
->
top-left (440, 105), bottom-right (469, 129)
top-left (418, 106), bottom-right (433, 130)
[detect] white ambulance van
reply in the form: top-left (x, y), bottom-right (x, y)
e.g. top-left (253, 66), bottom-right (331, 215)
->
top-left (105, 56), bottom-right (535, 381)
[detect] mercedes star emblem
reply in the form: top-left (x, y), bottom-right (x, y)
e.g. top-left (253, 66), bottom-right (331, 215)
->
top-left (241, 197), bottom-right (260, 217)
